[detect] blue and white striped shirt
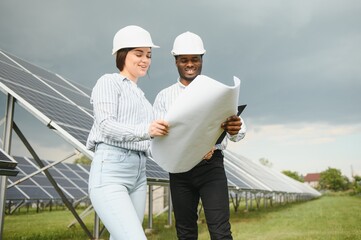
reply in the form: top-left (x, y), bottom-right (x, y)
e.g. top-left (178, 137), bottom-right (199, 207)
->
top-left (153, 78), bottom-right (246, 151)
top-left (86, 73), bottom-right (153, 152)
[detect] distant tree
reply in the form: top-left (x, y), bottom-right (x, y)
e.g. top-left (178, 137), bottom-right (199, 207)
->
top-left (343, 176), bottom-right (352, 190)
top-left (354, 175), bottom-right (361, 183)
top-left (74, 155), bottom-right (91, 165)
top-left (319, 167), bottom-right (349, 191)
top-left (282, 170), bottom-right (304, 182)
top-left (352, 175), bottom-right (361, 194)
top-left (259, 158), bottom-right (273, 168)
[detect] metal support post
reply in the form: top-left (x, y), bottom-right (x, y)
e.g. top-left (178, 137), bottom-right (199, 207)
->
top-left (245, 191), bottom-right (248, 211)
top-left (93, 213), bottom-right (100, 239)
top-left (0, 95), bottom-right (15, 239)
top-left (166, 186), bottom-right (172, 227)
top-left (145, 185), bottom-right (153, 233)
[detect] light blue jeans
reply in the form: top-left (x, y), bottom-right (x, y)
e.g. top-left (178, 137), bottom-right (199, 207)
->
top-left (88, 143), bottom-right (147, 240)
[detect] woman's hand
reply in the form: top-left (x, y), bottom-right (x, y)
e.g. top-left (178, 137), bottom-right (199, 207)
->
top-left (149, 120), bottom-right (169, 138)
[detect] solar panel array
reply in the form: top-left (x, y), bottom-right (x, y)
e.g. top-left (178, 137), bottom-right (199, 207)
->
top-left (0, 49), bottom-right (320, 199)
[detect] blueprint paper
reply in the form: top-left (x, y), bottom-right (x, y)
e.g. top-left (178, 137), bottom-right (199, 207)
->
top-left (151, 75), bottom-right (241, 173)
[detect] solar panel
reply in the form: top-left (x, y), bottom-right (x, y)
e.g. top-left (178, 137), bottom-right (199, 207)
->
top-left (7, 157), bottom-right (66, 200)
top-left (42, 159), bottom-right (88, 197)
top-left (224, 161), bottom-right (263, 191)
top-left (7, 166), bottom-right (55, 200)
top-left (6, 156), bottom-right (91, 201)
top-left (259, 160), bottom-right (322, 196)
top-left (1, 52), bottom-right (74, 88)
top-left (4, 184), bottom-right (28, 200)
top-left (70, 164), bottom-right (90, 181)
top-left (0, 53), bottom-right (17, 66)
top-left (0, 149), bottom-right (18, 177)
top-left (0, 150), bottom-right (17, 169)
top-left (43, 80), bottom-right (92, 111)
top-left (224, 151), bottom-right (303, 193)
top-left (0, 51), bottom-right (92, 151)
top-left (146, 158), bottom-right (169, 183)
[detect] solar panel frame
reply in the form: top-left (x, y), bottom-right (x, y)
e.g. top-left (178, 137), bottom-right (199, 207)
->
top-left (0, 148), bottom-right (19, 177)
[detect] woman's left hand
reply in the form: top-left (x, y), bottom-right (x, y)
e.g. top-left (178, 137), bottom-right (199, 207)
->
top-left (149, 120), bottom-right (169, 137)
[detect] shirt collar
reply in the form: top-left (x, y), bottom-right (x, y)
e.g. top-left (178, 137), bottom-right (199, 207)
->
top-left (119, 73), bottom-right (137, 86)
top-left (176, 78), bottom-right (187, 89)
top-left (118, 73), bottom-right (145, 96)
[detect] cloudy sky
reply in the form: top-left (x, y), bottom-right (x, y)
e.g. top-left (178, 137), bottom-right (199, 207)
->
top-left (1, 0), bottom-right (360, 178)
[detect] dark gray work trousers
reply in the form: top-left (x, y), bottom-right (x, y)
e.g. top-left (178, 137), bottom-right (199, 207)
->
top-left (169, 150), bottom-right (232, 240)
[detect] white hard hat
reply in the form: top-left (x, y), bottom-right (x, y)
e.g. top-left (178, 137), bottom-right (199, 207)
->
top-left (112, 25), bottom-right (159, 55)
top-left (171, 31), bottom-right (206, 56)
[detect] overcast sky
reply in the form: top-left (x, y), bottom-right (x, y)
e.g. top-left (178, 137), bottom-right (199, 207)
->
top-left (1, 0), bottom-right (360, 178)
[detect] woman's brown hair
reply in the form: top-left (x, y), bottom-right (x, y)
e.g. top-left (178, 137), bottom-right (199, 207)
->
top-left (115, 48), bottom-right (134, 71)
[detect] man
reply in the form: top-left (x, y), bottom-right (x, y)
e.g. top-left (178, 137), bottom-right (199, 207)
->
top-left (153, 31), bottom-right (246, 240)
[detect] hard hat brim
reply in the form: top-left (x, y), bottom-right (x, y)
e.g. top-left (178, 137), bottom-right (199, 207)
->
top-left (112, 44), bottom-right (160, 55)
top-left (171, 50), bottom-right (206, 56)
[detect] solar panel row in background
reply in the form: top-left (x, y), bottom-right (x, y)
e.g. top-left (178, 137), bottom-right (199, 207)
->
top-left (224, 151), bottom-right (320, 197)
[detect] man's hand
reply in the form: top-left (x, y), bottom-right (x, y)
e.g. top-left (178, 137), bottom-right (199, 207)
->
top-left (149, 120), bottom-right (169, 137)
top-left (221, 115), bottom-right (241, 135)
top-left (203, 146), bottom-right (216, 160)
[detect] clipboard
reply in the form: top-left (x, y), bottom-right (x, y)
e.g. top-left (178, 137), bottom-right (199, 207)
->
top-left (215, 104), bottom-right (247, 144)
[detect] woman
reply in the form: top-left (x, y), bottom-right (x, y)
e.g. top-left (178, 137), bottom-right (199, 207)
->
top-left (86, 25), bottom-right (169, 240)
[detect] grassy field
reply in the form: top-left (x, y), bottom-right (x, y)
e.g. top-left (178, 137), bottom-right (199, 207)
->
top-left (3, 194), bottom-right (361, 240)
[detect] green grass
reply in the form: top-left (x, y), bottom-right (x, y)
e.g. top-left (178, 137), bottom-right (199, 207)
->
top-left (4, 195), bottom-right (361, 239)
top-left (228, 196), bottom-right (361, 240)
